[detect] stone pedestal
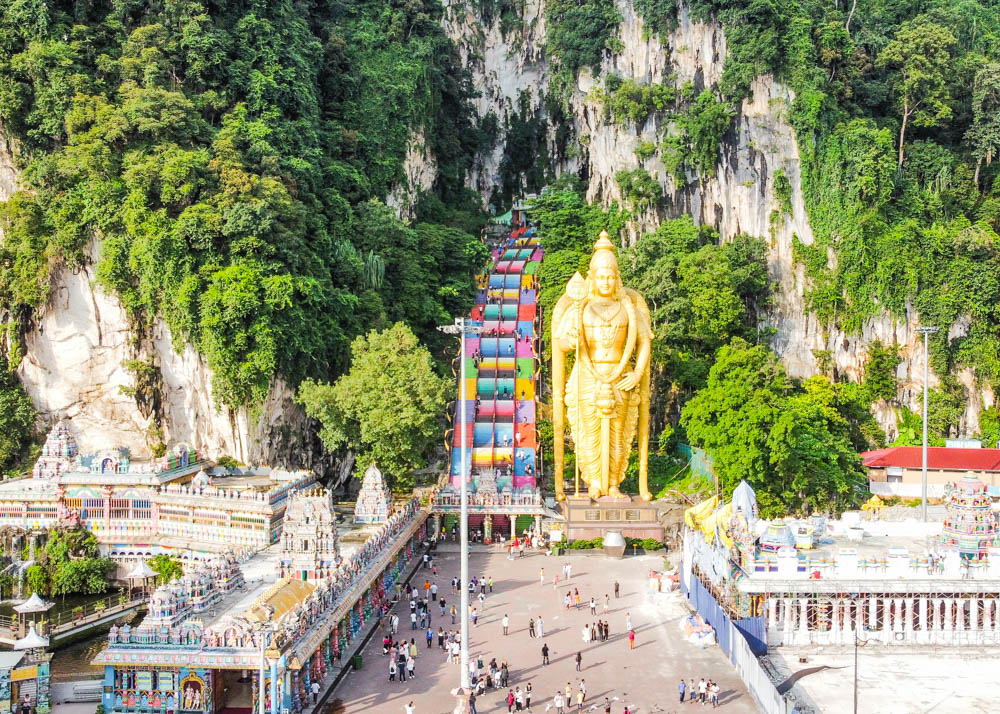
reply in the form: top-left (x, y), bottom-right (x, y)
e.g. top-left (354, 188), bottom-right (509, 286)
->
top-left (560, 495), bottom-right (663, 541)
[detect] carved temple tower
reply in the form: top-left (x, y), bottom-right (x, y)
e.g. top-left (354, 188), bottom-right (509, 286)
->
top-left (279, 488), bottom-right (340, 582)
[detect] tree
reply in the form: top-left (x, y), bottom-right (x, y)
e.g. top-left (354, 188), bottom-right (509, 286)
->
top-left (0, 357), bottom-right (35, 476)
top-left (681, 340), bottom-right (868, 516)
top-left (680, 339), bottom-right (790, 509)
top-left (296, 323), bottom-right (447, 490)
top-left (148, 554), bottom-right (185, 585)
top-left (52, 559), bottom-right (113, 596)
top-left (966, 63), bottom-right (1000, 190)
top-left (978, 406), bottom-right (1000, 448)
top-left (863, 341), bottom-right (901, 403)
top-left (876, 18), bottom-right (957, 168)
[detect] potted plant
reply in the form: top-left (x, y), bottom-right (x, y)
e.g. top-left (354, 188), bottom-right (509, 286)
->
top-left (72, 606), bottom-right (84, 621)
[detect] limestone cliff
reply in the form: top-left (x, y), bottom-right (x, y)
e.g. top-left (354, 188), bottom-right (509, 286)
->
top-left (14, 237), bottom-right (315, 464)
top-left (441, 0), bottom-right (992, 439)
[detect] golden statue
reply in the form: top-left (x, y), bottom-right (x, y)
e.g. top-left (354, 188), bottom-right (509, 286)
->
top-left (552, 230), bottom-right (653, 501)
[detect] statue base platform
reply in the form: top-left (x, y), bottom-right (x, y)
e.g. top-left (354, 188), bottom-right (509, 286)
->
top-left (560, 495), bottom-right (663, 541)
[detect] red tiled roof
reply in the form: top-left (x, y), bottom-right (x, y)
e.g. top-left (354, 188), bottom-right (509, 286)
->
top-left (861, 446), bottom-right (1000, 471)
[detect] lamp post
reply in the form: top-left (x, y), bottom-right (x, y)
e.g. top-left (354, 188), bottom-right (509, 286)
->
top-left (438, 316), bottom-right (485, 694)
top-left (916, 325), bottom-right (939, 522)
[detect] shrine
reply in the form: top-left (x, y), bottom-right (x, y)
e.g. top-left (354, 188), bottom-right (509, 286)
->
top-left (353, 464), bottom-right (391, 524)
top-left (940, 476), bottom-right (1000, 559)
top-left (280, 488), bottom-right (341, 581)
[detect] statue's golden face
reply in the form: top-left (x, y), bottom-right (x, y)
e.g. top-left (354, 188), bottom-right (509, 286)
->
top-left (593, 266), bottom-right (617, 297)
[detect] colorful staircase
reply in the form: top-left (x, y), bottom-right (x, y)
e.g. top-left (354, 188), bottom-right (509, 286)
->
top-left (449, 224), bottom-right (542, 493)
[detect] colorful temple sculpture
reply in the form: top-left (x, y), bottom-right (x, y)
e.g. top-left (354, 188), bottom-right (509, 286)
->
top-left (95, 500), bottom-right (427, 714)
top-left (431, 202), bottom-right (545, 540)
top-left (940, 477), bottom-right (1000, 559)
top-left (280, 488), bottom-right (341, 581)
top-left (353, 464), bottom-right (391, 524)
top-left (0, 422), bottom-right (318, 567)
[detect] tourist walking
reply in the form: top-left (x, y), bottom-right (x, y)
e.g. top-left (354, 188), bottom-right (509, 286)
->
top-left (711, 681), bottom-right (720, 707)
top-left (388, 659), bottom-right (397, 682)
top-left (538, 616), bottom-right (545, 637)
top-left (502, 614), bottom-right (510, 635)
top-left (589, 597), bottom-right (596, 616)
top-left (528, 618), bottom-right (535, 637)
top-left (575, 651), bottom-right (582, 671)
top-left (525, 683), bottom-right (532, 710)
top-left (311, 681), bottom-right (319, 704)
top-left (626, 612), bottom-right (631, 630)
top-left (614, 581), bottom-right (620, 598)
top-left (603, 594), bottom-right (609, 613)
top-left (540, 568), bottom-right (545, 587)
top-left (404, 701), bottom-right (414, 714)
top-left (468, 692), bottom-right (478, 714)
top-left (541, 643), bottom-right (550, 665)
top-left (553, 693), bottom-right (565, 714)
top-left (678, 679), bottom-right (686, 703)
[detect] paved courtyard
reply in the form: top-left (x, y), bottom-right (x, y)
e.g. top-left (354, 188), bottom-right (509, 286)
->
top-left (329, 544), bottom-right (756, 714)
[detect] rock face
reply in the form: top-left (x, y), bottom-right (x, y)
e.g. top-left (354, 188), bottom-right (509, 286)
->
top-left (12, 233), bottom-right (315, 466)
top-left (441, 0), bottom-right (992, 438)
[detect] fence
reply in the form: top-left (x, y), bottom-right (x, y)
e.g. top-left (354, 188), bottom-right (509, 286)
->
top-left (677, 443), bottom-right (716, 482)
top-left (683, 568), bottom-right (786, 714)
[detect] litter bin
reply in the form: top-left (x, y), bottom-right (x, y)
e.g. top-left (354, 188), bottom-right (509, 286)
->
top-left (352, 654), bottom-right (363, 670)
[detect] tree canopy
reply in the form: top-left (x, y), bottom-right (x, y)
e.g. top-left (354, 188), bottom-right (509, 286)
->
top-left (681, 339), bottom-right (869, 516)
top-left (296, 322), bottom-right (448, 490)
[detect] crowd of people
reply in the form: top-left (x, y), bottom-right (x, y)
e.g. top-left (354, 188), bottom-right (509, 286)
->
top-left (377, 536), bottom-right (732, 714)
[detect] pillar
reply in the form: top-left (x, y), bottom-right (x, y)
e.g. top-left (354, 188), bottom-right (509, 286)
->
top-left (868, 597), bottom-right (878, 633)
top-left (270, 660), bottom-right (279, 714)
top-left (783, 598), bottom-right (794, 638)
top-left (904, 598), bottom-right (915, 633)
top-left (768, 598), bottom-right (778, 630)
top-left (970, 597), bottom-right (979, 635)
top-left (798, 598), bottom-right (809, 644)
top-left (432, 513), bottom-right (441, 539)
top-left (893, 598), bottom-right (904, 632)
top-left (534, 514), bottom-right (542, 537)
top-left (944, 599), bottom-right (953, 631)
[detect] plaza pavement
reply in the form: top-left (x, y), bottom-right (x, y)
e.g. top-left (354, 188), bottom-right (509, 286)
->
top-left (327, 544), bottom-right (758, 714)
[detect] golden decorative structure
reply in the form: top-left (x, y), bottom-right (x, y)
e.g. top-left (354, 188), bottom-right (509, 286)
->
top-left (551, 230), bottom-right (653, 501)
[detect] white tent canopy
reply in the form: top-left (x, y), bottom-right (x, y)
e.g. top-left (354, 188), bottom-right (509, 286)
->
top-left (14, 623), bottom-right (49, 650)
top-left (127, 560), bottom-right (156, 580)
top-left (13, 593), bottom-right (53, 614)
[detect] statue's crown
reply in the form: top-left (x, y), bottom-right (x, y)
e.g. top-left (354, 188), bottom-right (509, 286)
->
top-left (594, 230), bottom-right (614, 253)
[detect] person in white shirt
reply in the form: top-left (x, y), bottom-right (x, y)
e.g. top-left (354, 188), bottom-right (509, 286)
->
top-left (502, 614), bottom-right (510, 635)
top-left (404, 701), bottom-right (414, 714)
top-left (698, 678), bottom-right (707, 703)
top-left (553, 693), bottom-right (565, 714)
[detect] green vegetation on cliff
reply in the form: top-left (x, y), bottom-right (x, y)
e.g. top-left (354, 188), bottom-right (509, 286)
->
top-left (0, 0), bottom-right (487, 412)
